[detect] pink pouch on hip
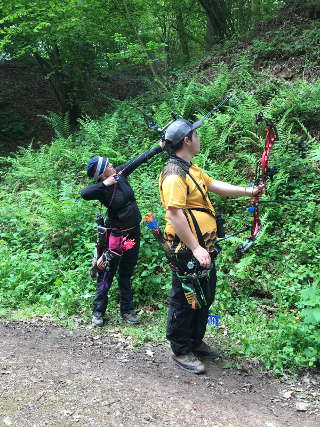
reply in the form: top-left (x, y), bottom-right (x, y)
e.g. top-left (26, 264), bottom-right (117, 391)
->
top-left (108, 232), bottom-right (123, 250)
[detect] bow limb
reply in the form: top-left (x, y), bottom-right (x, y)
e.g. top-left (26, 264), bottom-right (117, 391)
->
top-left (236, 115), bottom-right (278, 255)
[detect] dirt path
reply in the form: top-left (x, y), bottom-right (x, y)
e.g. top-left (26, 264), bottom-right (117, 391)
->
top-left (0, 320), bottom-right (319, 427)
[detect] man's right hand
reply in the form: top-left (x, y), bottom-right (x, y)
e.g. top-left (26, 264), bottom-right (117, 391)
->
top-left (192, 245), bottom-right (211, 268)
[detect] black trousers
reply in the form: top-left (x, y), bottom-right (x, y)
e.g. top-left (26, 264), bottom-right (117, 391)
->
top-left (92, 225), bottom-right (140, 316)
top-left (166, 263), bottom-right (217, 355)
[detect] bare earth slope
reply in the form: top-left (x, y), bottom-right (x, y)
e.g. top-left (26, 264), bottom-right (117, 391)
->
top-left (0, 321), bottom-right (319, 427)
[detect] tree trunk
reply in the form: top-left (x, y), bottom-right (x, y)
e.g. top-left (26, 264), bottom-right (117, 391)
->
top-left (175, 8), bottom-right (190, 61)
top-left (34, 50), bottom-right (82, 129)
top-left (205, 17), bottom-right (217, 49)
top-left (198, 0), bottom-right (233, 42)
top-left (117, 0), bottom-right (160, 82)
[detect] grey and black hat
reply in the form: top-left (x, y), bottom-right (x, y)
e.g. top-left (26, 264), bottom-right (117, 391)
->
top-left (164, 119), bottom-right (203, 145)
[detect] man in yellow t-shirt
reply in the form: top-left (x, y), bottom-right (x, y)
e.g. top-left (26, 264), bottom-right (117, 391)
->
top-left (160, 162), bottom-right (217, 255)
top-left (159, 118), bottom-right (263, 374)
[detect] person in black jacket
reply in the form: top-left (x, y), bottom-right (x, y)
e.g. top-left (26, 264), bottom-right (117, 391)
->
top-left (81, 141), bottom-right (165, 326)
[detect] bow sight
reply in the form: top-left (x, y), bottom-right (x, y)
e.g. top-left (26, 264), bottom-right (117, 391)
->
top-left (142, 94), bottom-right (232, 139)
top-left (143, 112), bottom-right (178, 137)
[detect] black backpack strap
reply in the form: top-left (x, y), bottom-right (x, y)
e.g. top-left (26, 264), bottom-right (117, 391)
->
top-left (186, 171), bottom-right (207, 205)
top-left (186, 209), bottom-right (206, 248)
top-left (168, 158), bottom-right (209, 207)
top-left (188, 207), bottom-right (214, 216)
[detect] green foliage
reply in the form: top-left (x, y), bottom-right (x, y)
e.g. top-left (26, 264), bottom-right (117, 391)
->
top-left (108, 33), bottom-right (167, 66)
top-left (39, 112), bottom-right (71, 139)
top-left (300, 285), bottom-right (320, 324)
top-left (0, 0), bottom-right (293, 121)
top-left (198, 0), bottom-right (284, 43)
top-left (252, 21), bottom-right (320, 62)
top-left (259, 283), bottom-right (320, 372)
top-left (0, 0), bottom-right (167, 115)
top-left (1, 38), bottom-right (320, 374)
top-left (230, 0), bottom-right (285, 36)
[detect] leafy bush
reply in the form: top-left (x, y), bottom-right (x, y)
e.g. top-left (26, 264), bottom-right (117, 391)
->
top-left (252, 22), bottom-right (320, 62)
top-left (1, 56), bottom-right (320, 372)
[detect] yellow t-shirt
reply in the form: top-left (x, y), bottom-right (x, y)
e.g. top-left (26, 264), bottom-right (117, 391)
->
top-left (159, 163), bottom-right (217, 253)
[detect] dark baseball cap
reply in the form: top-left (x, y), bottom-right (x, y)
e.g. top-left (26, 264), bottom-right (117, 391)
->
top-left (164, 119), bottom-right (203, 145)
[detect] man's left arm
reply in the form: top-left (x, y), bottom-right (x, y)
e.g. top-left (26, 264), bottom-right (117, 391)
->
top-left (208, 180), bottom-right (263, 198)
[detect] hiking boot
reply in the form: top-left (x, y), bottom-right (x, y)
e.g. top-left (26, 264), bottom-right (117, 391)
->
top-left (172, 353), bottom-right (205, 374)
top-left (92, 313), bottom-right (104, 327)
top-left (121, 310), bottom-right (140, 324)
top-left (193, 341), bottom-right (221, 359)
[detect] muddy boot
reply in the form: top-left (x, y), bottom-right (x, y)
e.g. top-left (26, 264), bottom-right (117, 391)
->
top-left (92, 312), bottom-right (104, 327)
top-left (121, 310), bottom-right (140, 324)
top-left (172, 353), bottom-right (205, 374)
top-left (193, 341), bottom-right (220, 359)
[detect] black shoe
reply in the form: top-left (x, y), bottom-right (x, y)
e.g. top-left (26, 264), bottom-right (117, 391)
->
top-left (121, 310), bottom-right (140, 324)
top-left (193, 342), bottom-right (221, 359)
top-left (172, 353), bottom-right (206, 374)
top-left (92, 312), bottom-right (104, 327)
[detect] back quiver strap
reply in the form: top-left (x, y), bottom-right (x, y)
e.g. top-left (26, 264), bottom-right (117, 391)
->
top-left (165, 158), bottom-right (209, 205)
top-left (184, 209), bottom-right (206, 248)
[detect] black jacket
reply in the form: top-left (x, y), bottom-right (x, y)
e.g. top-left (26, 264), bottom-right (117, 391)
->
top-left (81, 146), bottom-right (163, 228)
